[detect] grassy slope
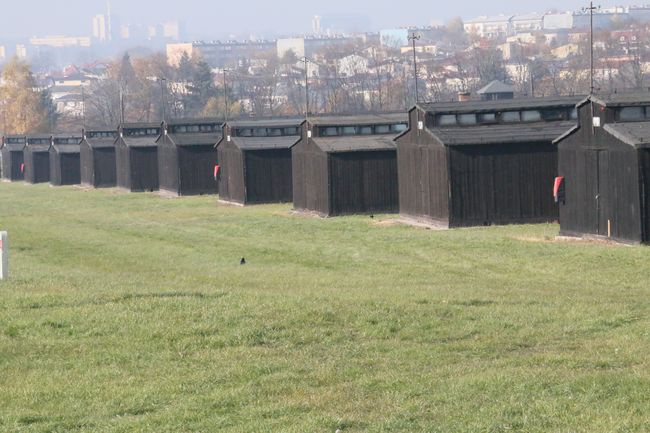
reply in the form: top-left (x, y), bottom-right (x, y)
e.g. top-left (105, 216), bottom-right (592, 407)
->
top-left (0, 182), bottom-right (649, 433)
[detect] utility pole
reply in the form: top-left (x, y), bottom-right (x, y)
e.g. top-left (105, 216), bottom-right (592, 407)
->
top-left (304, 56), bottom-right (309, 119)
top-left (222, 69), bottom-right (228, 122)
top-left (81, 86), bottom-right (86, 128)
top-left (583, 2), bottom-right (600, 95)
top-left (119, 82), bottom-right (126, 124)
top-left (159, 77), bottom-right (167, 123)
top-left (408, 32), bottom-right (421, 103)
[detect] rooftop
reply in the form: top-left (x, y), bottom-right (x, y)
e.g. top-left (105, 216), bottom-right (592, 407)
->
top-left (165, 132), bottom-right (222, 147)
top-left (121, 136), bottom-right (159, 148)
top-left (51, 144), bottom-right (81, 154)
top-left (418, 96), bottom-right (583, 115)
top-left (228, 135), bottom-right (299, 150)
top-left (165, 118), bottom-right (223, 127)
top-left (311, 135), bottom-right (396, 153)
top-left (429, 121), bottom-right (577, 146)
top-left (476, 80), bottom-right (516, 95)
top-left (587, 92), bottom-right (650, 107)
top-left (227, 118), bottom-right (303, 128)
top-left (120, 122), bottom-right (161, 130)
top-left (603, 122), bottom-right (650, 148)
top-left (308, 113), bottom-right (407, 126)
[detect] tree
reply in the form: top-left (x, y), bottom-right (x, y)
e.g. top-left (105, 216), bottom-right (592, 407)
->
top-left (0, 57), bottom-right (50, 134)
top-left (471, 47), bottom-right (508, 86)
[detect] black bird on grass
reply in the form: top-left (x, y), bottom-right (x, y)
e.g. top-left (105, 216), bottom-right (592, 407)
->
top-left (240, 258), bottom-right (246, 265)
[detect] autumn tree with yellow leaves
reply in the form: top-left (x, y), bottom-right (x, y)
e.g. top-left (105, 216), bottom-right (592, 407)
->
top-left (0, 57), bottom-right (51, 134)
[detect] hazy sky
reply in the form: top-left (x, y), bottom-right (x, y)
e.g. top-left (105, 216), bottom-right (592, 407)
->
top-left (0, 0), bottom-right (624, 40)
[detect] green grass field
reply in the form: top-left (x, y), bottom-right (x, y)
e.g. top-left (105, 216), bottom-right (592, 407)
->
top-left (1, 182), bottom-right (649, 433)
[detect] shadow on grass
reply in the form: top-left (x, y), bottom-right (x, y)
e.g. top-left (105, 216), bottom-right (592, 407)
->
top-left (24, 291), bottom-right (228, 310)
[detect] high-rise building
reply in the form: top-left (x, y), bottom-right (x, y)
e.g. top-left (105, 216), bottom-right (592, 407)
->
top-left (312, 16), bottom-right (322, 35)
top-left (16, 44), bottom-right (28, 59)
top-left (93, 15), bottom-right (108, 42)
top-left (147, 25), bottom-right (159, 40)
top-left (163, 21), bottom-right (182, 41)
top-left (92, 2), bottom-right (119, 43)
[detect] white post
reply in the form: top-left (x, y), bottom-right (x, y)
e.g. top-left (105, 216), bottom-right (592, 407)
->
top-left (0, 231), bottom-right (7, 280)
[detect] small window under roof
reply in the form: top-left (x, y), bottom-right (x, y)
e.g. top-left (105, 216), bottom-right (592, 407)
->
top-left (321, 127), bottom-right (338, 137)
top-left (618, 106), bottom-right (645, 122)
top-left (501, 111), bottom-right (521, 123)
top-left (522, 110), bottom-right (542, 122)
top-left (458, 114), bottom-right (477, 126)
top-left (437, 114), bottom-right (457, 126)
top-left (478, 113), bottom-right (497, 124)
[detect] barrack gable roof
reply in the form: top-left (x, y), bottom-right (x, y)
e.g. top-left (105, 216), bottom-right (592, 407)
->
top-left (585, 92), bottom-right (650, 107)
top-left (119, 123), bottom-right (161, 147)
top-left (2, 143), bottom-right (25, 151)
top-left (418, 96), bottom-right (582, 115)
top-left (165, 117), bottom-right (222, 127)
top-left (165, 132), bottom-right (222, 147)
top-left (603, 122), bottom-right (650, 148)
top-left (25, 144), bottom-right (51, 152)
top-left (121, 136), bottom-right (159, 148)
top-left (307, 113), bottom-right (407, 127)
top-left (52, 134), bottom-right (82, 145)
top-left (25, 135), bottom-right (52, 151)
top-left (2, 136), bottom-right (26, 151)
top-left (85, 137), bottom-right (117, 148)
top-left (83, 129), bottom-right (118, 148)
top-left (311, 136), bottom-right (396, 153)
top-left (51, 144), bottom-right (81, 154)
top-left (120, 122), bottom-right (161, 130)
top-left (229, 136), bottom-right (299, 150)
top-left (476, 80), bottom-right (515, 95)
top-left (227, 118), bottom-right (303, 129)
top-left (430, 121), bottom-right (577, 146)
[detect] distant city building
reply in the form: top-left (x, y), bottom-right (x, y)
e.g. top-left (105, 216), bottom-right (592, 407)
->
top-left (147, 25), bottom-right (159, 40)
top-left (312, 15), bottom-right (322, 35)
top-left (319, 14), bottom-right (372, 34)
top-left (629, 6), bottom-right (650, 22)
top-left (277, 38), bottom-right (305, 58)
top-left (15, 44), bottom-right (28, 59)
top-left (380, 29), bottom-right (408, 48)
top-left (511, 13), bottom-right (545, 33)
top-left (167, 40), bottom-right (276, 68)
top-left (163, 21), bottom-right (182, 41)
top-left (93, 14), bottom-right (109, 42)
top-left (400, 44), bottom-right (437, 55)
top-left (277, 36), bottom-right (360, 59)
top-left (543, 12), bottom-right (574, 30)
top-left (464, 15), bottom-right (513, 38)
top-left (29, 36), bottom-right (92, 48)
top-left (120, 23), bottom-right (147, 41)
